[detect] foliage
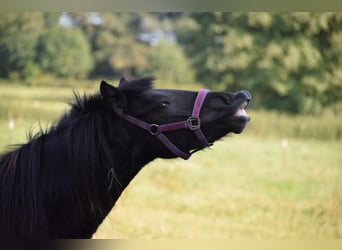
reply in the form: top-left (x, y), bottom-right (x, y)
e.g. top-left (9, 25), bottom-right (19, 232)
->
top-left (1, 12), bottom-right (342, 114)
top-left (139, 40), bottom-right (195, 84)
top-left (176, 12), bottom-right (342, 114)
top-left (0, 13), bottom-right (44, 79)
top-left (74, 13), bottom-right (150, 78)
top-left (37, 26), bottom-right (93, 78)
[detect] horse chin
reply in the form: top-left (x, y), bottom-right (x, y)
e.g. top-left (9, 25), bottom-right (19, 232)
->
top-left (230, 115), bottom-right (250, 134)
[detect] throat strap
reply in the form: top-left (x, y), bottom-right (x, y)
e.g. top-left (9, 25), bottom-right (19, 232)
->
top-left (118, 89), bottom-right (211, 160)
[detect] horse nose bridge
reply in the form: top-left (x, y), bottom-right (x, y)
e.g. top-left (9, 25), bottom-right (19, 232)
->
top-left (235, 90), bottom-right (252, 101)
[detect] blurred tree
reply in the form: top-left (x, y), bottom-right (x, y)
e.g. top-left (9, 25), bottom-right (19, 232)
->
top-left (176, 12), bottom-right (342, 114)
top-left (1, 12), bottom-right (340, 114)
top-left (37, 26), bottom-right (93, 78)
top-left (72, 12), bottom-right (185, 79)
top-left (42, 12), bottom-right (61, 27)
top-left (0, 13), bottom-right (44, 79)
top-left (70, 12), bottom-right (150, 78)
top-left (139, 40), bottom-right (195, 84)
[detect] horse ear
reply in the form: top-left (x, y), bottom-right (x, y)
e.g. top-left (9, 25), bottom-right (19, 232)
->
top-left (100, 81), bottom-right (127, 111)
top-left (119, 76), bottom-right (128, 87)
top-left (100, 80), bottom-right (118, 100)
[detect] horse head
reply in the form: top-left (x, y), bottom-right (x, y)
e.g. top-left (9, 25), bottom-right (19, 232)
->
top-left (100, 76), bottom-right (251, 160)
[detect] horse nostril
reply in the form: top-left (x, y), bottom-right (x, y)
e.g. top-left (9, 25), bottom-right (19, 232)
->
top-left (237, 90), bottom-right (252, 102)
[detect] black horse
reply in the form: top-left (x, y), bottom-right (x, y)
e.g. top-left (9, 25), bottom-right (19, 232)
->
top-left (0, 77), bottom-right (251, 238)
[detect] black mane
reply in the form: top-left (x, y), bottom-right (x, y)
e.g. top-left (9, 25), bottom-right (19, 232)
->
top-left (0, 135), bottom-right (43, 235)
top-left (60, 92), bottom-right (122, 215)
top-left (0, 78), bottom-right (155, 237)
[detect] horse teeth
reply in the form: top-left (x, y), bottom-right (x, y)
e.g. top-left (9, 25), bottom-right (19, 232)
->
top-left (240, 101), bottom-right (248, 110)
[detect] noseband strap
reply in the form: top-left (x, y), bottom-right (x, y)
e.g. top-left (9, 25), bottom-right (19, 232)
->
top-left (118, 89), bottom-right (211, 160)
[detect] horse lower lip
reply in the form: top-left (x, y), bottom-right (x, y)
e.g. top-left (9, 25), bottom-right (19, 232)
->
top-left (234, 108), bottom-right (248, 117)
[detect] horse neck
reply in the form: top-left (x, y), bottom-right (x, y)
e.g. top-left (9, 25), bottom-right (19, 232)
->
top-left (109, 129), bottom-right (159, 190)
top-left (60, 110), bottom-right (157, 210)
top-left (39, 114), bottom-right (157, 238)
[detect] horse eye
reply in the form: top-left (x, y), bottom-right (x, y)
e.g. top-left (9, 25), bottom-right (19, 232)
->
top-left (157, 101), bottom-right (169, 110)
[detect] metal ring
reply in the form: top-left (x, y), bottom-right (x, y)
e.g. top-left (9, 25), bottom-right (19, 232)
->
top-left (149, 124), bottom-right (160, 135)
top-left (187, 117), bottom-right (201, 131)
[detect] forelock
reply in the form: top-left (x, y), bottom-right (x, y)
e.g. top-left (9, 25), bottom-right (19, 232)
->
top-left (118, 76), bottom-right (155, 93)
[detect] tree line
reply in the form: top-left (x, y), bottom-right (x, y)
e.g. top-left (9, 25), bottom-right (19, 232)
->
top-left (0, 12), bottom-right (341, 114)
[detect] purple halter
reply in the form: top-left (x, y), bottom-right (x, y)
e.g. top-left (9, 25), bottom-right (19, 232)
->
top-left (118, 89), bottom-right (212, 160)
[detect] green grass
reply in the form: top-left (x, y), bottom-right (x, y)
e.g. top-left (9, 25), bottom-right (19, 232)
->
top-left (94, 137), bottom-right (342, 238)
top-left (0, 82), bottom-right (341, 238)
top-left (247, 109), bottom-right (341, 141)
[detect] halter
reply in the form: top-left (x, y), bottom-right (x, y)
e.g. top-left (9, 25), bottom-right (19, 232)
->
top-left (118, 89), bottom-right (212, 160)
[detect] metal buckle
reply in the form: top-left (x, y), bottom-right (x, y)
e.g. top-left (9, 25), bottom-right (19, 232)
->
top-left (149, 124), bottom-right (160, 135)
top-left (187, 117), bottom-right (200, 131)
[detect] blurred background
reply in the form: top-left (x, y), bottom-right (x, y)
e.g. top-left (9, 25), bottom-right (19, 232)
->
top-left (0, 12), bottom-right (341, 238)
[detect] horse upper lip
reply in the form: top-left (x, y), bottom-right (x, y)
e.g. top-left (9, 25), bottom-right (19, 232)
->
top-left (239, 101), bottom-right (248, 110)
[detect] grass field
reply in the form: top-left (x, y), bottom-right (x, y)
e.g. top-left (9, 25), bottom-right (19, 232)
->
top-left (0, 82), bottom-right (341, 238)
top-left (94, 137), bottom-right (342, 238)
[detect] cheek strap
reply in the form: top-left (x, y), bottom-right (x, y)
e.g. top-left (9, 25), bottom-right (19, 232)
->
top-left (118, 89), bottom-right (212, 160)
